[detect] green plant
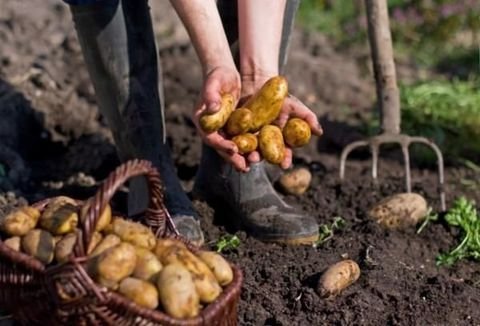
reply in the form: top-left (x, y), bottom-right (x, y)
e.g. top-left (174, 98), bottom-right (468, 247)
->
top-left (417, 208), bottom-right (438, 234)
top-left (436, 197), bottom-right (480, 266)
top-left (214, 235), bottom-right (241, 253)
top-left (314, 216), bottom-right (346, 247)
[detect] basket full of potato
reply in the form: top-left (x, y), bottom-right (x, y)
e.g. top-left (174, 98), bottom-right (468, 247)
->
top-left (0, 160), bottom-right (242, 326)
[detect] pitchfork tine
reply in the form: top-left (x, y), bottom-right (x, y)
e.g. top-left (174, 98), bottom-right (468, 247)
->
top-left (371, 143), bottom-right (379, 180)
top-left (339, 140), bottom-right (369, 180)
top-left (400, 143), bottom-right (412, 193)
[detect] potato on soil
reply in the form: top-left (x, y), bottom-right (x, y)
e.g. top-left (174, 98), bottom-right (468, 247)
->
top-left (119, 277), bottom-right (159, 309)
top-left (0, 206), bottom-right (40, 236)
top-left (89, 234), bottom-right (121, 257)
top-left (80, 201), bottom-right (112, 232)
top-left (225, 107), bottom-right (253, 136)
top-left (108, 218), bottom-right (156, 250)
top-left (134, 247), bottom-right (163, 282)
top-left (157, 263), bottom-right (200, 319)
top-left (197, 251), bottom-right (233, 286)
top-left (4, 236), bottom-right (21, 251)
top-left (368, 193), bottom-right (428, 229)
top-left (21, 229), bottom-right (55, 264)
top-left (278, 167), bottom-right (312, 196)
top-left (244, 76), bottom-right (288, 131)
top-left (258, 125), bottom-right (285, 165)
top-left (283, 118), bottom-right (311, 148)
top-left (232, 133), bottom-right (258, 154)
top-left (317, 260), bottom-right (360, 298)
top-left (40, 203), bottom-right (78, 235)
top-left (90, 242), bottom-right (137, 289)
top-left (199, 93), bottom-right (235, 133)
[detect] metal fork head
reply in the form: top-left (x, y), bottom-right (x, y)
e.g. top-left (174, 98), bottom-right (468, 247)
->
top-left (339, 133), bottom-right (446, 211)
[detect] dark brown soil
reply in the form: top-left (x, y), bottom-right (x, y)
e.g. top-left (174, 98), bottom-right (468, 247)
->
top-left (1, 1), bottom-right (479, 325)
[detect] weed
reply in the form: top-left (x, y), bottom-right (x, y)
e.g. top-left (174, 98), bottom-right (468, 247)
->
top-left (314, 216), bottom-right (346, 247)
top-left (417, 208), bottom-right (439, 234)
top-left (214, 235), bottom-right (241, 253)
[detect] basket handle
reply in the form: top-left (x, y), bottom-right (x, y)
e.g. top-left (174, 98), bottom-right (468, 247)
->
top-left (73, 159), bottom-right (178, 257)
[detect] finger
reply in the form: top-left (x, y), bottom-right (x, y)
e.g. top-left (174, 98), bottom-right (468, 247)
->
top-left (217, 150), bottom-right (249, 172)
top-left (284, 99), bottom-right (323, 136)
top-left (247, 151), bottom-right (261, 163)
top-left (304, 113), bottom-right (323, 136)
top-left (203, 78), bottom-right (222, 114)
top-left (204, 133), bottom-right (238, 154)
top-left (281, 147), bottom-right (293, 170)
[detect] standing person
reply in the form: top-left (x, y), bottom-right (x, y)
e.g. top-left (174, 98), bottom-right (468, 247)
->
top-left (66, 0), bottom-right (323, 246)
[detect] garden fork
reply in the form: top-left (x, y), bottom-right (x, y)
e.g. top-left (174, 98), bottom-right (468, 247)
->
top-left (339, 0), bottom-right (446, 211)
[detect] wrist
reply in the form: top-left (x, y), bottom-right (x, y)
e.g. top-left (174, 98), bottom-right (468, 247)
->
top-left (240, 70), bottom-right (277, 96)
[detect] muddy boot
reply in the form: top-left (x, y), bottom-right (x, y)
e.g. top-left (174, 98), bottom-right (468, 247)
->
top-left (69, 0), bottom-right (203, 245)
top-left (193, 146), bottom-right (318, 244)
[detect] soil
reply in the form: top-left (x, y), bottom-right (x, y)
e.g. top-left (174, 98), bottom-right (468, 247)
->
top-left (1, 1), bottom-right (479, 325)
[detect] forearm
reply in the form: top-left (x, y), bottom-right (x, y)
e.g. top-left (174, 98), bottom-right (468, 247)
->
top-left (170, 0), bottom-right (235, 75)
top-left (238, 0), bottom-right (287, 81)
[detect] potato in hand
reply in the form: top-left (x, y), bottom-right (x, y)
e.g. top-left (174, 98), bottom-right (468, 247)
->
top-left (258, 125), bottom-right (285, 165)
top-left (283, 118), bottom-right (311, 148)
top-left (199, 93), bottom-right (235, 133)
top-left (232, 133), bottom-right (258, 154)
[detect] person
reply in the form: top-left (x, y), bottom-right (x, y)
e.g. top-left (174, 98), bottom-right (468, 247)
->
top-left (66, 0), bottom-right (323, 246)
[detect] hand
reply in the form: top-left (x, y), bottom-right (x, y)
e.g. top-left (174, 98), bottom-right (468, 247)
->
top-left (193, 66), bottom-right (251, 172)
top-left (241, 76), bottom-right (323, 170)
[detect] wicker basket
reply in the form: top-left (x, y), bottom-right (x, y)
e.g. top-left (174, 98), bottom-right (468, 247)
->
top-left (0, 159), bottom-right (243, 325)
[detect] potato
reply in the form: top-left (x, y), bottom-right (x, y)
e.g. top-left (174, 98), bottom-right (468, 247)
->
top-left (41, 196), bottom-right (76, 220)
top-left (244, 76), bottom-right (288, 131)
top-left (87, 232), bottom-right (103, 255)
top-left (278, 167), bottom-right (312, 196)
top-left (89, 234), bottom-right (121, 257)
top-left (0, 206), bottom-right (40, 236)
top-left (155, 239), bottom-right (222, 303)
top-left (21, 229), bottom-right (55, 264)
top-left (283, 118), bottom-right (311, 148)
top-left (55, 232), bottom-right (77, 263)
top-left (91, 242), bottom-right (137, 288)
top-left (197, 251), bottom-right (233, 286)
top-left (80, 201), bottom-right (112, 232)
top-left (40, 203), bottom-right (78, 235)
top-left (157, 263), bottom-right (199, 319)
top-left (134, 247), bottom-right (163, 282)
top-left (232, 133), bottom-right (258, 154)
top-left (119, 277), bottom-right (159, 309)
top-left (4, 236), bottom-right (21, 251)
top-left (258, 125), bottom-right (285, 165)
top-left (225, 108), bottom-right (253, 136)
top-left (108, 218), bottom-right (156, 250)
top-left (368, 193), bottom-right (428, 229)
top-left (317, 260), bottom-right (360, 298)
top-left (199, 93), bottom-right (235, 133)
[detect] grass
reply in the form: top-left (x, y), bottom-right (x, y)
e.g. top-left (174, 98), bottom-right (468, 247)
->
top-left (214, 235), bottom-right (241, 253)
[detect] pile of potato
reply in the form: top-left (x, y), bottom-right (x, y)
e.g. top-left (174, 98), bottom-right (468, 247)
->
top-left (0, 196), bottom-right (233, 319)
top-left (199, 76), bottom-right (312, 165)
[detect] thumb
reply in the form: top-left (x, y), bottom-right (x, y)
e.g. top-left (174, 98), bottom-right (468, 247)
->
top-left (203, 78), bottom-right (222, 114)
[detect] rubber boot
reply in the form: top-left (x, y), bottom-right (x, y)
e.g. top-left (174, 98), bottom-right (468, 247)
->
top-left (69, 0), bottom-right (203, 245)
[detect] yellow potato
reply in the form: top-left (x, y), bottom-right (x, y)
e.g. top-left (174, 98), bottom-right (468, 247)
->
top-left (108, 218), bottom-right (156, 250)
top-left (40, 203), bottom-right (78, 235)
top-left (87, 232), bottom-right (103, 255)
top-left (258, 125), bottom-right (285, 165)
top-left (232, 133), bottom-right (258, 154)
top-left (157, 263), bottom-right (200, 319)
top-left (4, 236), bottom-right (21, 251)
top-left (317, 260), bottom-right (360, 298)
top-left (0, 206), bottom-right (40, 236)
top-left (21, 229), bottom-right (55, 264)
top-left (55, 232), bottom-right (77, 263)
top-left (80, 201), bottom-right (112, 232)
top-left (278, 167), bottom-right (312, 196)
top-left (155, 239), bottom-right (222, 303)
top-left (134, 247), bottom-right (163, 282)
top-left (197, 251), bottom-right (233, 286)
top-left (40, 196), bottom-right (76, 220)
top-left (199, 93), bottom-right (235, 133)
top-left (89, 234), bottom-right (121, 257)
top-left (244, 76), bottom-right (288, 131)
top-left (283, 118), bottom-right (312, 148)
top-left (119, 277), bottom-right (159, 309)
top-left (91, 242), bottom-right (137, 288)
top-left (368, 193), bottom-right (428, 229)
top-left (225, 108), bottom-right (253, 136)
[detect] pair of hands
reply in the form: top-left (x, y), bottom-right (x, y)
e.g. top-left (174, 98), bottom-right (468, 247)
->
top-left (193, 66), bottom-right (323, 172)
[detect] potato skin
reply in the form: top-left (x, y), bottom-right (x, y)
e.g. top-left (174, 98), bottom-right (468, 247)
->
top-left (109, 218), bottom-right (156, 250)
top-left (197, 251), bottom-right (233, 286)
top-left (89, 234), bottom-right (121, 257)
top-left (21, 229), bottom-right (55, 264)
top-left (92, 242), bottom-right (137, 288)
top-left (225, 108), bottom-right (253, 136)
top-left (317, 260), bottom-right (360, 298)
top-left (283, 118), bottom-right (311, 148)
top-left (55, 232), bottom-right (77, 263)
top-left (133, 247), bottom-right (163, 282)
top-left (244, 76), bottom-right (288, 131)
top-left (119, 277), bottom-right (159, 309)
top-left (199, 93), bottom-right (235, 133)
top-left (40, 203), bottom-right (78, 235)
top-left (258, 125), bottom-right (285, 165)
top-left (278, 167), bottom-right (312, 196)
top-left (1, 206), bottom-right (40, 236)
top-left (157, 263), bottom-right (200, 319)
top-left (4, 236), bottom-right (21, 251)
top-left (232, 133), bottom-right (258, 154)
top-left (80, 201), bottom-right (112, 232)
